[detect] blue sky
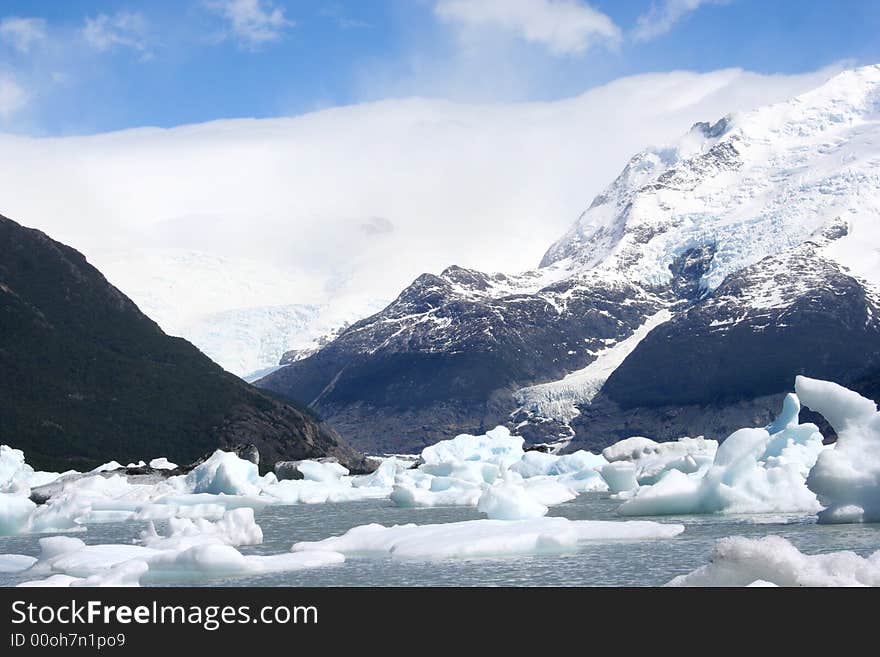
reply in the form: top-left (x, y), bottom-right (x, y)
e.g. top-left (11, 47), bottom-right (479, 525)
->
top-left (1, 0), bottom-right (878, 135)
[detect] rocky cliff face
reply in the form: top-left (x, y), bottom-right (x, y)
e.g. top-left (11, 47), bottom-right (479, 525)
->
top-left (0, 215), bottom-right (366, 472)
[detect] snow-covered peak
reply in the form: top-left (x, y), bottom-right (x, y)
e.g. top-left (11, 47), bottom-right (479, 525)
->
top-left (541, 64), bottom-right (880, 295)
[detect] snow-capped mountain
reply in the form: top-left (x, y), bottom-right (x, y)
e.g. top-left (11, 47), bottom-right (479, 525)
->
top-left (258, 65), bottom-right (880, 453)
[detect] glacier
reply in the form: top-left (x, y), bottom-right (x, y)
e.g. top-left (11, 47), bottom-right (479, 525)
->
top-left (542, 65), bottom-right (880, 295)
top-left (514, 309), bottom-right (673, 425)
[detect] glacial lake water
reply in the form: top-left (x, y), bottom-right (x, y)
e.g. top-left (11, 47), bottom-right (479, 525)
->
top-left (2, 493), bottom-right (879, 587)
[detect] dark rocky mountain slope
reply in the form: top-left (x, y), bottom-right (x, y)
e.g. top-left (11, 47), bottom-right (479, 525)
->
top-left (0, 215), bottom-right (365, 472)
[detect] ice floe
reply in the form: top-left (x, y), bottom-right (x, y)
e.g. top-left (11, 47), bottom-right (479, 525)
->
top-left (668, 535), bottom-right (880, 587)
top-left (292, 517), bottom-right (684, 559)
top-left (149, 458), bottom-right (179, 471)
top-left (10, 508), bottom-right (344, 587)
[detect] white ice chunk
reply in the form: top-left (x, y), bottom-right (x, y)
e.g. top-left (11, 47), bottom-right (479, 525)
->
top-left (18, 575), bottom-right (82, 587)
top-left (510, 450), bottom-right (607, 478)
top-left (0, 554), bottom-right (37, 573)
top-left (599, 462), bottom-right (639, 493)
top-left (668, 535), bottom-right (880, 587)
top-left (350, 458), bottom-right (400, 488)
top-left (143, 544), bottom-right (344, 581)
top-left (184, 450), bottom-right (263, 496)
top-left (420, 426), bottom-right (524, 469)
top-left (618, 394), bottom-right (824, 516)
top-left (296, 460), bottom-right (349, 482)
top-left (602, 437), bottom-right (664, 463)
top-left (477, 482), bottom-right (548, 520)
top-left (90, 461), bottom-right (124, 473)
top-left (603, 436), bottom-right (718, 465)
top-left (796, 376), bottom-right (880, 523)
top-left (0, 492), bottom-right (37, 536)
top-left (149, 458), bottom-right (178, 470)
top-left (389, 483), bottom-right (482, 508)
top-left (19, 514), bottom-right (342, 587)
top-left (140, 508), bottom-right (263, 550)
top-left (292, 517), bottom-right (684, 559)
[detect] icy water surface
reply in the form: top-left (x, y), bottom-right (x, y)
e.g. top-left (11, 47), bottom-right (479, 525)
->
top-left (2, 493), bottom-right (878, 586)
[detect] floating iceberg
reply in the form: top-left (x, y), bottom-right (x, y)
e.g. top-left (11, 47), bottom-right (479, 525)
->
top-left (0, 493), bottom-right (36, 536)
top-left (421, 426), bottom-right (525, 469)
top-left (292, 517), bottom-right (684, 560)
top-left (185, 450), bottom-right (271, 497)
top-left (599, 436), bottom-right (718, 492)
top-left (796, 376), bottom-right (880, 523)
top-left (387, 427), bottom-right (600, 513)
top-left (476, 482), bottom-right (548, 520)
top-left (10, 508), bottom-right (344, 587)
top-left (0, 553), bottom-right (37, 573)
top-left (617, 394), bottom-right (824, 516)
top-left (296, 460), bottom-right (349, 482)
top-left (1, 425), bottom-right (608, 535)
top-left (139, 507), bottom-right (263, 550)
top-left (0, 445), bottom-right (65, 490)
top-left (510, 450), bottom-right (607, 478)
top-left (668, 535), bottom-right (880, 587)
top-left (149, 458), bottom-right (178, 471)
top-left (598, 462), bottom-right (639, 494)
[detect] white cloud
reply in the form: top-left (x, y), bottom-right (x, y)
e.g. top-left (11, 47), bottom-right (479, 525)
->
top-left (0, 17), bottom-right (47, 53)
top-left (633, 0), bottom-right (726, 41)
top-left (205, 0), bottom-right (294, 48)
top-left (0, 66), bottom-right (838, 373)
top-left (0, 73), bottom-right (28, 120)
top-left (435, 0), bottom-right (620, 55)
top-left (82, 12), bottom-right (151, 57)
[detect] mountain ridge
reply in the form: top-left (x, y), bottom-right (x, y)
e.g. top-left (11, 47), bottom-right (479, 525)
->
top-left (257, 64), bottom-right (880, 453)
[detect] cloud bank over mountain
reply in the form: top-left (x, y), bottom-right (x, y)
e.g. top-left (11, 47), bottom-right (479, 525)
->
top-left (0, 66), bottom-right (839, 374)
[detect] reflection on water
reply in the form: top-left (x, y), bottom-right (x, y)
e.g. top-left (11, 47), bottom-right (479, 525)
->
top-left (2, 493), bottom-right (879, 587)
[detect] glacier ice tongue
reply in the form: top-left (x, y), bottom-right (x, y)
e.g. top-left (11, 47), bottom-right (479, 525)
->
top-left (796, 376), bottom-right (880, 523)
